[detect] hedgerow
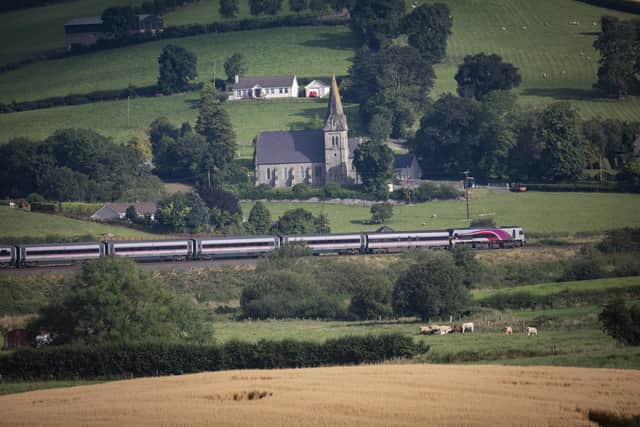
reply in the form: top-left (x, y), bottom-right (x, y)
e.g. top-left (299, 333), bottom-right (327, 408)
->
top-left (0, 334), bottom-right (426, 381)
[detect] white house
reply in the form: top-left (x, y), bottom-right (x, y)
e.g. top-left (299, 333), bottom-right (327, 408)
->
top-left (305, 80), bottom-right (330, 98)
top-left (229, 75), bottom-right (298, 100)
top-left (90, 202), bottom-right (157, 222)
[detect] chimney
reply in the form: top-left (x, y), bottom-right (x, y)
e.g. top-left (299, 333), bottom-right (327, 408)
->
top-left (235, 75), bottom-right (239, 84)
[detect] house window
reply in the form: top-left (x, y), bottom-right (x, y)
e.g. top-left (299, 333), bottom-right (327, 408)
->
top-left (267, 168), bottom-right (271, 180)
top-left (279, 88), bottom-right (284, 94)
top-left (284, 88), bottom-right (289, 94)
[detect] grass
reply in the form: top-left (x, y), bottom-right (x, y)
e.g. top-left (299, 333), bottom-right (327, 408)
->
top-left (0, 381), bottom-right (102, 396)
top-left (0, 26), bottom-right (357, 103)
top-left (473, 276), bottom-right (640, 300)
top-left (0, 95), bottom-right (362, 151)
top-left (429, 0), bottom-right (640, 120)
top-left (0, 207), bottom-right (159, 241)
top-left (0, 0), bottom-right (145, 66)
top-left (241, 190), bottom-right (640, 234)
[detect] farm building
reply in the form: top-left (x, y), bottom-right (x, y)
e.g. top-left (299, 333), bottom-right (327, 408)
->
top-left (90, 202), bottom-right (157, 222)
top-left (394, 153), bottom-right (422, 181)
top-left (63, 15), bottom-right (163, 50)
top-left (305, 80), bottom-right (330, 98)
top-left (228, 75), bottom-right (299, 100)
top-left (254, 75), bottom-right (361, 188)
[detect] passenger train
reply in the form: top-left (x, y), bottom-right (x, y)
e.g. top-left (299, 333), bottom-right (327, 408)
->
top-left (0, 226), bottom-right (524, 268)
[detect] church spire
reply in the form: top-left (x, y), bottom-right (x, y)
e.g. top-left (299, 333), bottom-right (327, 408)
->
top-left (324, 74), bottom-right (348, 132)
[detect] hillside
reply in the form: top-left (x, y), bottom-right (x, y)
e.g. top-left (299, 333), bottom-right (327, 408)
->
top-left (1, 365), bottom-right (638, 426)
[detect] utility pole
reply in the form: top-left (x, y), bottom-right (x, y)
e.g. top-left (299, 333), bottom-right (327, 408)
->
top-left (127, 95), bottom-right (130, 128)
top-left (463, 170), bottom-right (470, 221)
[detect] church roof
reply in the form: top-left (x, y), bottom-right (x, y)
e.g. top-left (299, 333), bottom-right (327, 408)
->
top-left (256, 130), bottom-right (325, 165)
top-left (324, 74), bottom-right (348, 132)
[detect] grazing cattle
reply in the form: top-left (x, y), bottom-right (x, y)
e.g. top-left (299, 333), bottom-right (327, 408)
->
top-left (454, 325), bottom-right (463, 333)
top-left (527, 327), bottom-right (538, 336)
top-left (419, 326), bottom-right (432, 335)
top-left (438, 326), bottom-right (452, 335)
top-left (462, 322), bottom-right (474, 333)
top-left (505, 326), bottom-right (513, 335)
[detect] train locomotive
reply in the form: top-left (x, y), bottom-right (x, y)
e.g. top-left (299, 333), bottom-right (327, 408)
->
top-left (1, 226), bottom-right (524, 268)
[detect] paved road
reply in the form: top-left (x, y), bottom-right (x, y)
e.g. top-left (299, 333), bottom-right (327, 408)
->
top-left (0, 257), bottom-right (259, 276)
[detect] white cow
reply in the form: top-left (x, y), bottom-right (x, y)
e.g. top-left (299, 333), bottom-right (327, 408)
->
top-left (527, 327), bottom-right (538, 336)
top-left (462, 322), bottom-right (474, 334)
top-left (505, 326), bottom-right (513, 335)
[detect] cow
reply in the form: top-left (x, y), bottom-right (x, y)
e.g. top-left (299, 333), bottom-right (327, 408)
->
top-left (453, 325), bottom-right (463, 333)
top-left (462, 322), bottom-right (474, 334)
top-left (527, 327), bottom-right (538, 336)
top-left (505, 326), bottom-right (513, 335)
top-left (419, 326), bottom-right (433, 335)
top-left (438, 326), bottom-right (453, 335)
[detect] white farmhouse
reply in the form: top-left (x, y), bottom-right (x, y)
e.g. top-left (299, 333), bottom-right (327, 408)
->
top-left (229, 75), bottom-right (299, 100)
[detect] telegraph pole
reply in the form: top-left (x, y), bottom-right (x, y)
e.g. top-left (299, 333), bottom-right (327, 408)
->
top-left (463, 170), bottom-right (470, 221)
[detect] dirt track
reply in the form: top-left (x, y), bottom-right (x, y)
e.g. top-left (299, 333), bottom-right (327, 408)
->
top-left (1, 364), bottom-right (639, 426)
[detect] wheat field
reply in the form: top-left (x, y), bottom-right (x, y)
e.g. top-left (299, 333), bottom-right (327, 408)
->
top-left (1, 364), bottom-right (638, 426)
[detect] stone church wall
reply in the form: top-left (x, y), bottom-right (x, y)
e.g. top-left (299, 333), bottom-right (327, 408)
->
top-left (256, 162), bottom-right (325, 188)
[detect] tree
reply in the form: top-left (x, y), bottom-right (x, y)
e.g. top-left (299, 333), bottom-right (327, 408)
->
top-left (411, 94), bottom-right (480, 179)
top-left (455, 53), bottom-right (521, 100)
top-left (28, 257), bottom-right (209, 344)
top-left (155, 192), bottom-right (210, 233)
top-left (224, 53), bottom-right (247, 82)
top-left (125, 205), bottom-right (138, 222)
top-left (101, 6), bottom-right (137, 38)
top-left (349, 0), bottom-right (406, 50)
top-left (537, 103), bottom-right (586, 182)
top-left (599, 299), bottom-right (640, 345)
top-left (248, 201), bottom-right (272, 234)
top-left (219, 0), bottom-right (239, 18)
top-left (392, 252), bottom-right (468, 321)
top-left (370, 202), bottom-right (393, 224)
top-left (353, 140), bottom-right (394, 195)
top-left (593, 16), bottom-right (640, 98)
top-left (403, 3), bottom-right (452, 63)
top-left (348, 273), bottom-right (392, 319)
top-left (309, 0), bottom-right (327, 11)
top-left (127, 135), bottom-right (153, 162)
top-left (157, 44), bottom-right (198, 94)
top-left (289, 0), bottom-right (306, 13)
top-left (199, 187), bottom-right (243, 230)
top-left (275, 208), bottom-right (330, 234)
top-left (195, 84), bottom-right (237, 174)
top-left (249, 0), bottom-right (283, 15)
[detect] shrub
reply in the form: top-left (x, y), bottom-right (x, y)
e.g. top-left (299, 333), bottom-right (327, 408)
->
top-left (470, 217), bottom-right (496, 227)
top-left (598, 228), bottom-right (640, 254)
top-left (0, 334), bottom-right (426, 381)
top-left (599, 299), bottom-right (640, 346)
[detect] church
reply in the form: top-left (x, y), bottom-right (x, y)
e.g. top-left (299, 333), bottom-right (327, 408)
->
top-left (254, 75), bottom-right (360, 188)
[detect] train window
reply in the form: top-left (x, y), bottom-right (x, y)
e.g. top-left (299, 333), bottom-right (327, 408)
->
top-left (26, 247), bottom-right (100, 256)
top-left (519, 230), bottom-right (523, 235)
top-left (114, 244), bottom-right (187, 252)
top-left (512, 230), bottom-right (516, 238)
top-left (203, 241), bottom-right (275, 249)
top-left (0, 249), bottom-right (10, 256)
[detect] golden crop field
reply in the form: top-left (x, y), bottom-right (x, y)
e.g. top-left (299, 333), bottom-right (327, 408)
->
top-left (1, 364), bottom-right (639, 426)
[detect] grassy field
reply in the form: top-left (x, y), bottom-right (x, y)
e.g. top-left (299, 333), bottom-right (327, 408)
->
top-left (241, 190), bottom-right (640, 234)
top-left (0, 96), bottom-right (362, 150)
top-left (0, 207), bottom-right (159, 241)
top-left (0, 381), bottom-right (102, 397)
top-left (430, 0), bottom-right (640, 120)
top-left (473, 276), bottom-right (640, 300)
top-left (163, 0), bottom-right (307, 26)
top-left (0, 0), bottom-right (145, 66)
top-left (0, 26), bottom-right (357, 103)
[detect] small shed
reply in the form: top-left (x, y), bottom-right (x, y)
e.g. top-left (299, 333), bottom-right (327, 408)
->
top-left (305, 80), bottom-right (330, 98)
top-left (394, 154), bottom-right (422, 181)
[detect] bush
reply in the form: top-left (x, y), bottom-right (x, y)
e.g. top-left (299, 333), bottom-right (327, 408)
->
top-left (0, 334), bottom-right (426, 381)
top-left (29, 202), bottom-right (58, 213)
top-left (470, 217), bottom-right (495, 228)
top-left (599, 299), bottom-right (640, 345)
top-left (598, 228), bottom-right (640, 254)
top-left (561, 247), bottom-right (605, 281)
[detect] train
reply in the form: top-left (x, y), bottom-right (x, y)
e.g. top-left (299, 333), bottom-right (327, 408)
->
top-left (0, 226), bottom-right (525, 268)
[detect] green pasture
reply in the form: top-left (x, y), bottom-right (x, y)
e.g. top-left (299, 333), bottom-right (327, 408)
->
top-left (242, 190), bottom-right (640, 234)
top-left (0, 207), bottom-right (159, 241)
top-left (0, 381), bottom-right (102, 397)
top-left (0, 96), bottom-right (361, 150)
top-left (473, 276), bottom-right (640, 300)
top-left (0, 26), bottom-right (357, 103)
top-left (430, 0), bottom-right (640, 120)
top-left (0, 0), bottom-right (145, 66)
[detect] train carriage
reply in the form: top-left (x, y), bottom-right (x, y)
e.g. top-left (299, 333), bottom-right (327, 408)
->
top-left (365, 231), bottom-right (451, 253)
top-left (450, 227), bottom-right (525, 248)
top-left (18, 242), bottom-right (103, 266)
top-left (283, 233), bottom-right (364, 254)
top-left (0, 246), bottom-right (16, 267)
top-left (196, 236), bottom-right (279, 259)
top-left (107, 239), bottom-right (194, 261)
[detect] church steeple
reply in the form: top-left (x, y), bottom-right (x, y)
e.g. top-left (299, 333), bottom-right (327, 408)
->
top-left (324, 74), bottom-right (348, 132)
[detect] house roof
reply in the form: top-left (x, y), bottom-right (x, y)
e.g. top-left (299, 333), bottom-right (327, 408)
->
top-left (394, 153), bottom-right (415, 169)
top-left (90, 202), bottom-right (157, 220)
top-left (305, 80), bottom-right (329, 88)
top-left (232, 75), bottom-right (296, 90)
top-left (256, 130), bottom-right (324, 165)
